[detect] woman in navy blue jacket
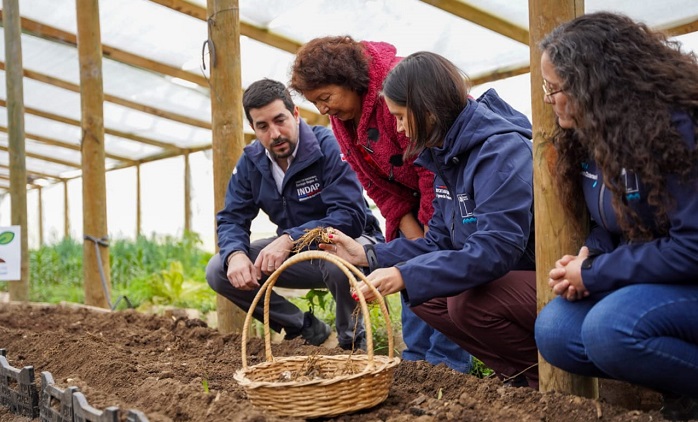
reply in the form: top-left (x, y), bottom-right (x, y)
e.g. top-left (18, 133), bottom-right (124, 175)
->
top-left (534, 12), bottom-right (698, 420)
top-left (325, 51), bottom-right (538, 388)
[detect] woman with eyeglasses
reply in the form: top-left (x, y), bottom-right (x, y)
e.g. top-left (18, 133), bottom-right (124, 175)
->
top-left (534, 12), bottom-right (698, 420)
top-left (323, 51), bottom-right (539, 388)
top-left (289, 36), bottom-right (473, 374)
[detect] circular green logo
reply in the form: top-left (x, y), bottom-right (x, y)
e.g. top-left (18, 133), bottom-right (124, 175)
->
top-left (0, 231), bottom-right (15, 245)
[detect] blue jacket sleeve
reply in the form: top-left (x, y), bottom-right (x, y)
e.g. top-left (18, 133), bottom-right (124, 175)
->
top-left (216, 156), bottom-right (260, 265)
top-left (584, 220), bottom-right (617, 254)
top-left (582, 174), bottom-right (698, 292)
top-left (379, 135), bottom-right (534, 305)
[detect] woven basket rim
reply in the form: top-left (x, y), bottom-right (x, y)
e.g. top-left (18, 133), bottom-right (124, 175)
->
top-left (234, 354), bottom-right (401, 389)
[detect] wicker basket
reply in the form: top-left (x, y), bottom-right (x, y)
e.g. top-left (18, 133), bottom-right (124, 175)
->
top-left (234, 250), bottom-right (401, 418)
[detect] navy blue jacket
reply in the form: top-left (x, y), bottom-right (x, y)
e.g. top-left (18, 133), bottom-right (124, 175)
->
top-left (373, 89), bottom-right (535, 305)
top-left (581, 111), bottom-right (698, 292)
top-left (216, 120), bottom-right (383, 264)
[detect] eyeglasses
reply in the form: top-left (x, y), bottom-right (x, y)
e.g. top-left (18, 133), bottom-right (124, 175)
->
top-left (542, 80), bottom-right (563, 99)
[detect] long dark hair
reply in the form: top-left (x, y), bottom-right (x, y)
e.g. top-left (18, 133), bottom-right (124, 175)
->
top-left (381, 51), bottom-right (470, 158)
top-left (541, 12), bottom-right (698, 240)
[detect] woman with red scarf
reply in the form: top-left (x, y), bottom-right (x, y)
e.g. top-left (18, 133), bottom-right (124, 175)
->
top-left (290, 36), bottom-right (472, 373)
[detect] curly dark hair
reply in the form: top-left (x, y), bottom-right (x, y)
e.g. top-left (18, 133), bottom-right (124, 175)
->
top-left (541, 11), bottom-right (698, 241)
top-left (288, 35), bottom-right (370, 95)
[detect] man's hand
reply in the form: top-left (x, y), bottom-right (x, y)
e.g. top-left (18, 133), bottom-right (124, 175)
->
top-left (254, 235), bottom-right (293, 276)
top-left (227, 252), bottom-right (260, 290)
top-left (548, 246), bottom-right (590, 301)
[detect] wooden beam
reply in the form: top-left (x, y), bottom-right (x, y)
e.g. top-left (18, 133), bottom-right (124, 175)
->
top-left (2, 0), bottom-right (29, 300)
top-left (0, 163), bottom-right (62, 181)
top-left (0, 173), bottom-right (40, 188)
top-left (135, 164), bottom-right (141, 238)
top-left (77, 0), bottom-right (111, 309)
top-left (2, 10), bottom-right (328, 127)
top-left (0, 125), bottom-right (136, 163)
top-left (63, 180), bottom-right (70, 239)
top-left (208, 0), bottom-right (247, 335)
top-left (0, 99), bottom-right (182, 151)
top-left (0, 144), bottom-right (79, 168)
top-left (470, 64), bottom-right (530, 87)
top-left (149, 0), bottom-right (303, 53)
top-left (529, 0), bottom-right (597, 396)
top-left (420, 0), bottom-right (529, 45)
top-left (37, 185), bottom-right (43, 245)
top-left (661, 17), bottom-right (698, 37)
top-left (3, 13), bottom-right (209, 87)
top-left (0, 62), bottom-right (212, 130)
top-left (184, 152), bottom-right (191, 233)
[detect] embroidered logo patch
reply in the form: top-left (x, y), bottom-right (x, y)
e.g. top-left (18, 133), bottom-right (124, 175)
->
top-left (435, 185), bottom-right (452, 200)
top-left (458, 193), bottom-right (476, 224)
top-left (622, 169), bottom-right (641, 201)
top-left (296, 175), bottom-right (322, 201)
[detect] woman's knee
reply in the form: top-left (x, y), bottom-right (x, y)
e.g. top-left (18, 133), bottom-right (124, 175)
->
top-left (535, 298), bottom-right (585, 369)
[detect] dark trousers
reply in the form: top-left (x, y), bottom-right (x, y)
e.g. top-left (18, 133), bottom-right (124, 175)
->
top-left (412, 270), bottom-right (538, 388)
top-left (207, 236), bottom-right (375, 346)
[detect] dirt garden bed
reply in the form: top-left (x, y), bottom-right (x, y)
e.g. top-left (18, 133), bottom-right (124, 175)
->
top-left (0, 302), bottom-right (671, 421)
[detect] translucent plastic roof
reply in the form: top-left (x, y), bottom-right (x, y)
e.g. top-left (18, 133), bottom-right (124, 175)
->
top-left (1, 0), bottom-right (698, 186)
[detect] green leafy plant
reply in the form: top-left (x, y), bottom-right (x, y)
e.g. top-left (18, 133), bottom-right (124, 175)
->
top-left (126, 261), bottom-right (215, 312)
top-left (470, 356), bottom-right (495, 379)
top-left (26, 232), bottom-right (215, 312)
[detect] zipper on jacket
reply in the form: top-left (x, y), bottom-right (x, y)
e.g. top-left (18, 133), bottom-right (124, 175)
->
top-left (598, 183), bottom-right (609, 230)
top-left (430, 150), bottom-right (457, 237)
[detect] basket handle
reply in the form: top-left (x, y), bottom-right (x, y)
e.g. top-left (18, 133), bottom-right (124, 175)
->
top-left (240, 250), bottom-right (394, 370)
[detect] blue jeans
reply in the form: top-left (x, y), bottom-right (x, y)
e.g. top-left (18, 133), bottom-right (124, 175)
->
top-left (401, 294), bottom-right (473, 373)
top-left (535, 284), bottom-right (698, 397)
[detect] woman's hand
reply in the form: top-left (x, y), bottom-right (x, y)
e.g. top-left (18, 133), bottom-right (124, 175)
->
top-left (548, 246), bottom-right (590, 301)
top-left (318, 228), bottom-right (369, 267)
top-left (356, 267), bottom-right (405, 302)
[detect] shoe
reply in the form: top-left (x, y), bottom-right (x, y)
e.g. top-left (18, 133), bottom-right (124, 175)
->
top-left (339, 333), bottom-right (366, 352)
top-left (300, 311), bottom-right (331, 346)
top-left (502, 374), bottom-right (528, 388)
top-left (661, 393), bottom-right (698, 421)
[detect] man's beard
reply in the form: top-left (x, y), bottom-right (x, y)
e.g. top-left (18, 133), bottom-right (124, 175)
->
top-left (270, 137), bottom-right (295, 159)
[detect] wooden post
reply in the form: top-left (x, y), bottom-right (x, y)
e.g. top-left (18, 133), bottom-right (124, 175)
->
top-left (63, 180), bottom-right (70, 239)
top-left (76, 0), bottom-right (111, 309)
top-left (136, 164), bottom-right (141, 238)
top-left (37, 186), bottom-right (43, 246)
top-left (207, 0), bottom-right (247, 334)
top-left (2, 0), bottom-right (29, 301)
top-left (184, 152), bottom-right (191, 234)
top-left (529, 0), bottom-right (597, 397)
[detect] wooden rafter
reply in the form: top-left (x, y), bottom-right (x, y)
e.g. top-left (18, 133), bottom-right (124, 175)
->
top-left (419, 0), bottom-right (529, 45)
top-left (3, 12), bottom-right (328, 130)
top-left (0, 99), bottom-right (182, 151)
top-left (0, 163), bottom-right (62, 181)
top-left (0, 126), bottom-right (135, 163)
top-left (4, 13), bottom-right (209, 87)
top-left (0, 144), bottom-right (79, 168)
top-left (468, 17), bottom-right (698, 87)
top-left (0, 62), bottom-right (212, 130)
top-left (148, 0), bottom-right (303, 53)
top-left (661, 17), bottom-right (698, 36)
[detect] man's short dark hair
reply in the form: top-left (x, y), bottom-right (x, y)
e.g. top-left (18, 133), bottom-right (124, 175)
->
top-left (242, 78), bottom-right (295, 124)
